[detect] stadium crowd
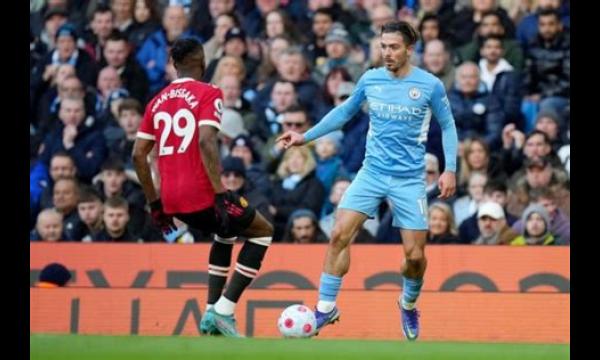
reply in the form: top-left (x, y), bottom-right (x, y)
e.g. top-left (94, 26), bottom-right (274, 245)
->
top-left (29, 0), bottom-right (570, 245)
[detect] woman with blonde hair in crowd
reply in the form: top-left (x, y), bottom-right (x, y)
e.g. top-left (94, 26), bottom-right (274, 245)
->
top-left (427, 202), bottom-right (462, 244)
top-left (210, 55), bottom-right (247, 86)
top-left (255, 35), bottom-right (293, 90)
top-left (458, 137), bottom-right (504, 192)
top-left (269, 146), bottom-right (325, 241)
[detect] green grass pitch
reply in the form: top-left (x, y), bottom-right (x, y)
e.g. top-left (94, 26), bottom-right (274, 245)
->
top-left (31, 334), bottom-right (569, 360)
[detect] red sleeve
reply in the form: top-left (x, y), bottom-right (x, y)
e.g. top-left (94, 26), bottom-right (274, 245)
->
top-left (196, 85), bottom-right (224, 131)
top-left (136, 102), bottom-right (156, 140)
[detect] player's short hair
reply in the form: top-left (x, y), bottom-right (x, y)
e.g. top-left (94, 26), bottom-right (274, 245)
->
top-left (118, 98), bottom-right (142, 116)
top-left (381, 21), bottom-right (419, 46)
top-left (104, 196), bottom-right (129, 211)
top-left (78, 185), bottom-right (103, 204)
top-left (170, 38), bottom-right (205, 71)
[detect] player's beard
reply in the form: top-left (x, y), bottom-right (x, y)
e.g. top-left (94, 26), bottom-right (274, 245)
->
top-left (385, 51), bottom-right (409, 74)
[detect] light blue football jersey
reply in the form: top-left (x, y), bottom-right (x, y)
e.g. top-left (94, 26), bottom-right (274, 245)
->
top-left (304, 66), bottom-right (457, 178)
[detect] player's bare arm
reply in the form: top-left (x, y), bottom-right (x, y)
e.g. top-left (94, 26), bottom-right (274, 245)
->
top-left (132, 137), bottom-right (159, 203)
top-left (198, 125), bottom-right (225, 194)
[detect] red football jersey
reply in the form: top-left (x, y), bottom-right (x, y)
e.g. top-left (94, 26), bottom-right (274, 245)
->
top-left (137, 77), bottom-right (224, 214)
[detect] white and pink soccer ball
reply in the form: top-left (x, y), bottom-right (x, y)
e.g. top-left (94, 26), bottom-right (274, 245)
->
top-left (277, 304), bottom-right (317, 338)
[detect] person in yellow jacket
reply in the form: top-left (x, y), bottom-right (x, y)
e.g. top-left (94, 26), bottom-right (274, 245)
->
top-left (511, 203), bottom-right (557, 246)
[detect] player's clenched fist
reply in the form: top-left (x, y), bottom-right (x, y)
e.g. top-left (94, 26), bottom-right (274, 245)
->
top-left (276, 131), bottom-right (306, 149)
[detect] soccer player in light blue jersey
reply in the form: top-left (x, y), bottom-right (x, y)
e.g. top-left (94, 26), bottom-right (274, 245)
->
top-left (277, 21), bottom-right (458, 341)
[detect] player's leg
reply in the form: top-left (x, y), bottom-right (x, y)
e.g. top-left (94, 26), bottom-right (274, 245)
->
top-left (209, 210), bottom-right (273, 337)
top-left (388, 175), bottom-right (429, 341)
top-left (315, 167), bottom-right (384, 333)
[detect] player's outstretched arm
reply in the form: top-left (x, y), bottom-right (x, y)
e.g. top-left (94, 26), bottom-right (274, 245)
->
top-left (431, 81), bottom-right (458, 199)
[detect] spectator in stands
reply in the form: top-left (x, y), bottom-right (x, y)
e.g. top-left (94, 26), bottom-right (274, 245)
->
top-left (517, 0), bottom-right (569, 48)
top-left (501, 128), bottom-right (563, 177)
top-left (535, 110), bottom-right (566, 152)
top-left (98, 88), bottom-right (131, 132)
top-left (210, 55), bottom-right (247, 86)
top-left (415, 0), bottom-right (455, 29)
top-left (511, 187), bottom-right (570, 245)
top-left (253, 47), bottom-right (322, 125)
top-left (304, 8), bottom-right (334, 67)
top-left (448, 62), bottom-right (505, 150)
top-left (52, 177), bottom-right (82, 240)
top-left (128, 0), bottom-right (160, 52)
top-left (478, 35), bottom-right (522, 127)
top-left (93, 196), bottom-right (139, 242)
top-left (33, 63), bottom-right (76, 130)
top-left (230, 135), bottom-right (271, 198)
top-left (449, 0), bottom-right (515, 47)
top-left (319, 177), bottom-right (378, 241)
top-left (523, 8), bottom-right (570, 117)
top-left (136, 4), bottom-right (202, 95)
top-left (270, 146), bottom-right (325, 240)
top-left (473, 201), bottom-right (517, 245)
top-left (242, 0), bottom-right (281, 39)
top-left (353, 3), bottom-right (395, 47)
top-left (220, 156), bottom-right (273, 223)
top-left (263, 9), bottom-right (303, 44)
top-left (203, 12), bottom-right (239, 66)
top-left (457, 10), bottom-right (524, 71)
top-left (414, 15), bottom-right (443, 66)
top-left (314, 23), bottom-right (364, 84)
top-left (82, 5), bottom-right (115, 62)
top-left (459, 179), bottom-right (518, 244)
top-left (31, 23), bottom-right (98, 103)
top-left (256, 35), bottom-right (292, 88)
top-left (205, 27), bottom-right (260, 86)
top-left (427, 202), bottom-right (461, 244)
top-left (107, 98), bottom-right (142, 169)
top-left (283, 209), bottom-right (329, 243)
top-left (101, 30), bottom-right (149, 102)
top-left (219, 108), bottom-right (248, 157)
top-left (96, 66), bottom-right (123, 109)
top-left (192, 0), bottom-right (236, 42)
top-left (37, 97), bottom-right (108, 183)
top-left (76, 186), bottom-right (104, 241)
top-left (507, 156), bottom-right (569, 217)
top-left (321, 67), bottom-right (353, 112)
top-left (30, 209), bottom-right (65, 242)
top-left (35, 152), bottom-right (78, 216)
top-left (94, 158), bottom-right (147, 237)
top-left (253, 80), bottom-right (298, 143)
top-left (422, 39), bottom-right (455, 91)
top-left (30, 6), bottom-right (69, 66)
top-left (454, 171), bottom-right (487, 227)
top-left (260, 105), bottom-right (310, 172)
top-left (219, 74), bottom-right (256, 131)
top-left (111, 0), bottom-right (135, 36)
top-left (510, 204), bottom-right (556, 245)
top-left (314, 131), bottom-right (348, 201)
top-left (458, 137), bottom-right (505, 192)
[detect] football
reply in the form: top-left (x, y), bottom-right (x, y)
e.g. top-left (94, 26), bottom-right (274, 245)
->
top-left (277, 304), bottom-right (317, 338)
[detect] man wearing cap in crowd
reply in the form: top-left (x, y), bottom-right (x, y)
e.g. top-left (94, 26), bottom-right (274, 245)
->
top-left (30, 5), bottom-right (69, 66)
top-left (534, 110), bottom-right (567, 152)
top-left (283, 209), bottom-right (329, 244)
top-left (31, 22), bottom-right (98, 103)
top-left (473, 201), bottom-right (517, 245)
top-left (219, 108), bottom-right (248, 158)
top-left (314, 23), bottom-right (365, 84)
top-left (220, 156), bottom-right (273, 224)
top-left (204, 27), bottom-right (259, 86)
top-left (230, 135), bottom-right (272, 198)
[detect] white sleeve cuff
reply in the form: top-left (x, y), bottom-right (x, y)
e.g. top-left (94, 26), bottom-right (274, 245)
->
top-left (136, 131), bottom-right (155, 140)
top-left (198, 120), bottom-right (221, 131)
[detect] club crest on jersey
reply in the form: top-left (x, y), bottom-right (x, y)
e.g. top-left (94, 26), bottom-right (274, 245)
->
top-left (240, 196), bottom-right (248, 208)
top-left (409, 87), bottom-right (421, 100)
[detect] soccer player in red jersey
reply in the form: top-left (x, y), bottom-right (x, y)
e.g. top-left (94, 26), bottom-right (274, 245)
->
top-left (133, 38), bottom-right (273, 337)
